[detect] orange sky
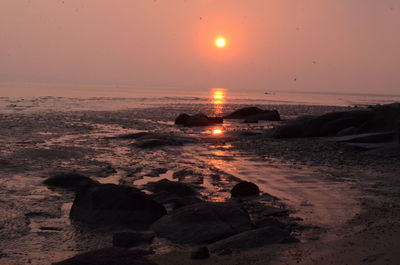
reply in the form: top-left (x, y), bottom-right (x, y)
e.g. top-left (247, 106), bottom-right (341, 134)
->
top-left (0, 0), bottom-right (399, 94)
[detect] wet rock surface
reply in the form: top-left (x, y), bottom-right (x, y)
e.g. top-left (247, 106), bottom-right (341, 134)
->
top-left (70, 184), bottom-right (167, 228)
top-left (52, 248), bottom-right (158, 265)
top-left (43, 173), bottom-right (97, 190)
top-left (152, 202), bottom-right (253, 244)
top-left (231, 181), bottom-right (260, 197)
top-left (175, 113), bottom-right (223, 126)
top-left (224, 107), bottom-right (281, 122)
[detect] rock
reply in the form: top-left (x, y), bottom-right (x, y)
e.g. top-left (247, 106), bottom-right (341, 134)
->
top-left (336, 126), bottom-right (358, 136)
top-left (225, 107), bottom-right (281, 121)
top-left (52, 248), bottom-right (158, 265)
top-left (70, 184), bottom-right (167, 228)
top-left (175, 113), bottom-right (191, 125)
top-left (191, 246), bottom-right (210, 260)
top-left (208, 227), bottom-right (298, 252)
top-left (113, 231), bottom-right (155, 248)
top-left (224, 107), bottom-right (265, 119)
top-left (146, 179), bottom-right (198, 196)
top-left (43, 173), bottom-right (97, 190)
top-left (254, 217), bottom-right (287, 229)
top-left (131, 134), bottom-right (196, 149)
top-left (231, 182), bottom-right (260, 197)
top-left (115, 132), bottom-right (149, 139)
top-left (151, 191), bottom-right (203, 210)
top-left (270, 110), bottom-right (374, 138)
top-left (152, 202), bottom-right (252, 244)
top-left (174, 113), bottom-right (223, 127)
top-left (244, 110), bottom-right (281, 123)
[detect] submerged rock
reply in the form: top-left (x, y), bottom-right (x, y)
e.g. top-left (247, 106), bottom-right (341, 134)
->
top-left (152, 202), bottom-right (252, 244)
top-left (231, 181), bottom-right (260, 197)
top-left (112, 231), bottom-right (155, 248)
top-left (208, 226), bottom-right (298, 252)
top-left (43, 173), bottom-right (97, 190)
top-left (70, 184), bottom-right (166, 228)
top-left (225, 107), bottom-right (281, 122)
top-left (131, 133), bottom-right (196, 149)
top-left (175, 113), bottom-right (223, 127)
top-left (52, 248), bottom-right (158, 265)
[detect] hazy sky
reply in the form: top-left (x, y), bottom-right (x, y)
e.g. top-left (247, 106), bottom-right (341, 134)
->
top-left (1, 0), bottom-right (400, 95)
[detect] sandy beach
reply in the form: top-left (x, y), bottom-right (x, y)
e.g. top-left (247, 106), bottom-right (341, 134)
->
top-left (0, 100), bottom-right (399, 265)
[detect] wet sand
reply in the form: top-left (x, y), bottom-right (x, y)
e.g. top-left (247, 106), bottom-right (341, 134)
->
top-left (0, 103), bottom-right (399, 265)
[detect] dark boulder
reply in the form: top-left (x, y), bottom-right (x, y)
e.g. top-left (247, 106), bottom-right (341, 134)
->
top-left (224, 107), bottom-right (264, 119)
top-left (151, 191), bottom-right (203, 210)
top-left (270, 110), bottom-right (374, 138)
top-left (112, 231), bottom-right (155, 248)
top-left (231, 181), bottom-right (260, 198)
top-left (175, 113), bottom-right (191, 125)
top-left (175, 113), bottom-right (223, 127)
top-left (225, 107), bottom-right (281, 121)
top-left (244, 110), bottom-right (281, 123)
top-left (191, 246), bottom-right (210, 260)
top-left (43, 173), bottom-right (97, 190)
top-left (146, 179), bottom-right (198, 196)
top-left (152, 202), bottom-right (252, 244)
top-left (70, 184), bottom-right (166, 228)
top-left (208, 227), bottom-right (298, 252)
top-left (52, 248), bottom-right (158, 265)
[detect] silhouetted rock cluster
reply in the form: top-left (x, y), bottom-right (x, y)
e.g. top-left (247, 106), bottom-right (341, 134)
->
top-left (224, 107), bottom-right (281, 123)
top-left (151, 202), bottom-right (253, 244)
top-left (175, 113), bottom-right (223, 126)
top-left (48, 169), bottom-right (297, 264)
top-left (270, 103), bottom-right (400, 139)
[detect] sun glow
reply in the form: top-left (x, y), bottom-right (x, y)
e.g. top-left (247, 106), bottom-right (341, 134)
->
top-left (215, 37), bottom-right (226, 48)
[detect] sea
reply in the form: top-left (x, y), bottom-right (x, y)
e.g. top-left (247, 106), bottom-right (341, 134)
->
top-left (1, 85), bottom-right (400, 113)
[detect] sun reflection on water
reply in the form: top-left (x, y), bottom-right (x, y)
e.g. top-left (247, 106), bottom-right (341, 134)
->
top-left (212, 88), bottom-right (226, 115)
top-left (212, 128), bottom-right (223, 136)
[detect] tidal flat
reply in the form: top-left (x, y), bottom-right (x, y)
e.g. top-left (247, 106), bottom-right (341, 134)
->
top-left (0, 101), bottom-right (399, 265)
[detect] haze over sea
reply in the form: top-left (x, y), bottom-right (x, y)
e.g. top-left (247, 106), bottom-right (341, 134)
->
top-left (1, 84), bottom-right (400, 114)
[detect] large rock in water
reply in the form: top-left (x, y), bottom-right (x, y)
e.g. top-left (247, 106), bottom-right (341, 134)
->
top-left (224, 107), bottom-right (281, 121)
top-left (174, 113), bottom-right (223, 126)
top-left (70, 184), bottom-right (166, 228)
top-left (52, 248), bottom-right (158, 265)
top-left (43, 173), bottom-right (97, 190)
top-left (152, 202), bottom-right (252, 244)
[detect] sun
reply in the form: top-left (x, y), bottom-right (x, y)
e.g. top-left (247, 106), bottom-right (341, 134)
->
top-left (215, 37), bottom-right (226, 48)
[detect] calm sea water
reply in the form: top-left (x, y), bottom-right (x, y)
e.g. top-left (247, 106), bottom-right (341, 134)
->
top-left (1, 85), bottom-right (400, 113)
